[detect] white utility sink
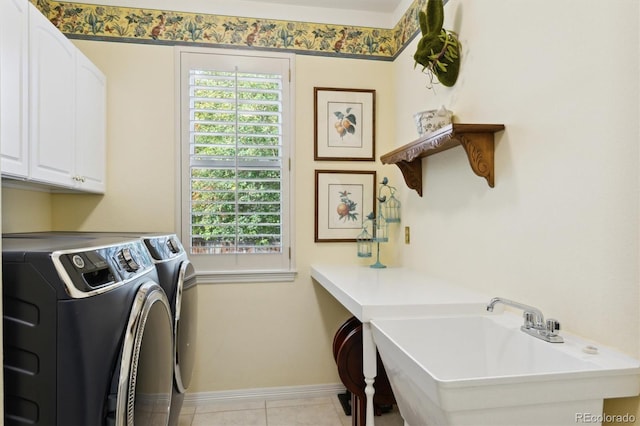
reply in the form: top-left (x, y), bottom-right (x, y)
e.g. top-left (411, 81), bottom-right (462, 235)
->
top-left (371, 313), bottom-right (640, 426)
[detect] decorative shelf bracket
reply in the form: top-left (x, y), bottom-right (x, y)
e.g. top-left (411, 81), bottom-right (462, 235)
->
top-left (395, 160), bottom-right (423, 196)
top-left (380, 123), bottom-right (505, 197)
top-left (458, 132), bottom-right (495, 188)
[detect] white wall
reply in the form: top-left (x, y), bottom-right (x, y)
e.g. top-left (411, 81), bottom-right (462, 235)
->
top-left (393, 0), bottom-right (639, 419)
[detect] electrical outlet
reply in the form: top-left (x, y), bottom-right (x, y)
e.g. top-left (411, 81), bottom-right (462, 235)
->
top-left (404, 226), bottom-right (410, 244)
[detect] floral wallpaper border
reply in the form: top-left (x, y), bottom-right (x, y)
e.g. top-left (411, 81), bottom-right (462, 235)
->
top-left (32, 0), bottom-right (429, 61)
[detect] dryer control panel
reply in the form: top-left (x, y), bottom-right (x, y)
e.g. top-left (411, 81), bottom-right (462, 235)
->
top-left (143, 234), bottom-right (184, 261)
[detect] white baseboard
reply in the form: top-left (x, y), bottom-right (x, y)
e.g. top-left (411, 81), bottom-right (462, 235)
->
top-left (183, 383), bottom-right (347, 406)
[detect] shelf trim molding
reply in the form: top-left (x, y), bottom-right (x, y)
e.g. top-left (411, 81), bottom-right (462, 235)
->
top-left (380, 123), bottom-right (505, 197)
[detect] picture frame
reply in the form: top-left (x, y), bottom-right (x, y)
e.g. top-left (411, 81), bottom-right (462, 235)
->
top-left (315, 170), bottom-right (377, 242)
top-left (314, 87), bottom-right (376, 161)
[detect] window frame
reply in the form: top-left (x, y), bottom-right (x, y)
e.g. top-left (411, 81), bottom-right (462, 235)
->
top-left (176, 47), bottom-right (296, 283)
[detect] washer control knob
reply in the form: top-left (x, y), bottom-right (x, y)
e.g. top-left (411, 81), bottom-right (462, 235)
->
top-left (118, 248), bottom-right (140, 272)
top-left (72, 255), bottom-right (85, 269)
top-left (167, 238), bottom-right (181, 254)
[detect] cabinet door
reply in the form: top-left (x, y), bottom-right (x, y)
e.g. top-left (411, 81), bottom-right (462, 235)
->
top-left (76, 51), bottom-right (107, 193)
top-left (28, 4), bottom-right (76, 187)
top-left (1, 0), bottom-right (30, 178)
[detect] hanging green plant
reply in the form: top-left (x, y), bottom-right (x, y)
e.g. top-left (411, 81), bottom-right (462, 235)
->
top-left (413, 0), bottom-right (461, 88)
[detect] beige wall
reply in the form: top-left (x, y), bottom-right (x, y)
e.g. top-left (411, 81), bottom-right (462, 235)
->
top-left (2, 186), bottom-right (52, 232)
top-left (2, 0), bottom-right (639, 419)
top-left (395, 0), bottom-right (639, 356)
top-left (52, 42), bottom-right (177, 232)
top-left (392, 0), bottom-right (639, 420)
top-left (192, 54), bottom-right (396, 391)
top-left (13, 40), bottom-right (396, 391)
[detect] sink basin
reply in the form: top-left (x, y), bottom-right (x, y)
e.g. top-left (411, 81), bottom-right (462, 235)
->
top-left (371, 313), bottom-right (640, 426)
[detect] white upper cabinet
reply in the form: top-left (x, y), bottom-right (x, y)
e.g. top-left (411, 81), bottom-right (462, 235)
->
top-left (28, 3), bottom-right (77, 187)
top-left (0, 0), bottom-right (30, 177)
top-left (0, 1), bottom-right (107, 193)
top-left (75, 50), bottom-right (107, 193)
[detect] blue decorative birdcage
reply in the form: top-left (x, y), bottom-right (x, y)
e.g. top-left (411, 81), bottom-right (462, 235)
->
top-left (356, 227), bottom-right (373, 258)
top-left (357, 177), bottom-right (401, 268)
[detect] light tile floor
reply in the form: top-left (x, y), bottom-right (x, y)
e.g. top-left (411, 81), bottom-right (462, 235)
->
top-left (178, 395), bottom-right (404, 426)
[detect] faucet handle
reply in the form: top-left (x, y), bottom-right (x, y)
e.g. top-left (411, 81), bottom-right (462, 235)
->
top-left (523, 311), bottom-right (535, 329)
top-left (546, 318), bottom-right (561, 336)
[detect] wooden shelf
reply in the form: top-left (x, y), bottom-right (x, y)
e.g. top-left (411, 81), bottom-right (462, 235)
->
top-left (380, 123), bottom-right (505, 197)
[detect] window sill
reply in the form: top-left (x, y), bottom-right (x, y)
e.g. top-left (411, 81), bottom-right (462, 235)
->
top-left (195, 269), bottom-right (298, 284)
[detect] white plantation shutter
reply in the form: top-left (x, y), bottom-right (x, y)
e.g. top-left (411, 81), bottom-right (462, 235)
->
top-left (190, 69), bottom-right (283, 253)
top-left (179, 49), bottom-right (294, 280)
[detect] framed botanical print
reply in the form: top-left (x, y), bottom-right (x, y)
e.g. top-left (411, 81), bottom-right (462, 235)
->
top-left (314, 170), bottom-right (377, 242)
top-left (314, 87), bottom-right (376, 161)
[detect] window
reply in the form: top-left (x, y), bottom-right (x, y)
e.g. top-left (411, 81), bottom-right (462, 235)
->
top-left (178, 48), bottom-right (295, 282)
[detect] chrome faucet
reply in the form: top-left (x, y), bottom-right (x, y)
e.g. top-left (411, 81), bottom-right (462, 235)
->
top-left (486, 297), bottom-right (563, 343)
